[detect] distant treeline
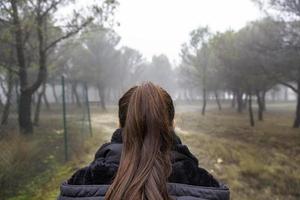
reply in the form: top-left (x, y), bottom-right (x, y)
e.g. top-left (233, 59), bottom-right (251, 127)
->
top-left (178, 0), bottom-right (300, 128)
top-left (0, 0), bottom-right (300, 134)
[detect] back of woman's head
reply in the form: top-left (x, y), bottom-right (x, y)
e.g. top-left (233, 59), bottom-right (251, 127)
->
top-left (118, 84), bottom-right (174, 128)
top-left (105, 82), bottom-right (174, 200)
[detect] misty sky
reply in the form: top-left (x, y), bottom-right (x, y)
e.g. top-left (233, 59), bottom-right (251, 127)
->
top-left (115, 0), bottom-right (262, 63)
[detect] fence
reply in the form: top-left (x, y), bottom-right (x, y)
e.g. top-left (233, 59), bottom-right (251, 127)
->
top-left (0, 76), bottom-right (95, 199)
top-left (61, 76), bottom-right (93, 161)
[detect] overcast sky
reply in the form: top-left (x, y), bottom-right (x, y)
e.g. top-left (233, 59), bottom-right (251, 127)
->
top-left (114, 0), bottom-right (263, 63)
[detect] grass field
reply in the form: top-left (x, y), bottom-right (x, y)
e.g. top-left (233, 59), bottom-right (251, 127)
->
top-left (175, 104), bottom-right (300, 200)
top-left (0, 107), bottom-right (115, 200)
top-left (0, 103), bottom-right (299, 200)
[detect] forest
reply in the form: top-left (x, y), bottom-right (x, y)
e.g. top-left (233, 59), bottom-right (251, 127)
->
top-left (0, 0), bottom-right (299, 200)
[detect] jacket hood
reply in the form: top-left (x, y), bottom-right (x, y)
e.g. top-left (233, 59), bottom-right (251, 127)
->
top-left (58, 181), bottom-right (230, 200)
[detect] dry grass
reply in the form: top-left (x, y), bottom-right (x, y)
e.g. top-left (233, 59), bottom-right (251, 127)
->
top-left (1, 104), bottom-right (299, 200)
top-left (175, 105), bottom-right (300, 200)
top-left (0, 106), bottom-right (112, 200)
top-left (0, 105), bottom-right (118, 200)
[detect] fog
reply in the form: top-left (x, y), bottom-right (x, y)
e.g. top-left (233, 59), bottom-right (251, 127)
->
top-left (0, 0), bottom-right (300, 199)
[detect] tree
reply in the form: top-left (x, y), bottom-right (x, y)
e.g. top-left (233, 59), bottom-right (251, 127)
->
top-left (254, 0), bottom-right (300, 128)
top-left (207, 25), bottom-right (275, 125)
top-left (176, 63), bottom-right (199, 102)
top-left (0, 0), bottom-right (118, 133)
top-left (69, 28), bottom-right (121, 110)
top-left (0, 17), bottom-right (17, 126)
top-left (181, 27), bottom-right (212, 115)
top-left (210, 31), bottom-right (247, 113)
top-left (138, 54), bottom-right (175, 94)
top-left (117, 47), bottom-right (144, 90)
top-left (254, 18), bottom-right (300, 127)
top-left (236, 22), bottom-right (278, 121)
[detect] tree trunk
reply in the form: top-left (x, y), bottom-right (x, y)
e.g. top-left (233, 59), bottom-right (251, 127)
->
top-left (42, 89), bottom-right (50, 110)
top-left (201, 87), bottom-right (207, 116)
top-left (34, 82), bottom-right (47, 126)
top-left (231, 92), bottom-right (236, 108)
top-left (51, 83), bottom-right (59, 103)
top-left (15, 80), bottom-right (20, 107)
top-left (97, 84), bottom-right (106, 111)
top-left (0, 97), bottom-right (3, 108)
top-left (236, 91), bottom-right (243, 113)
top-left (214, 91), bottom-right (222, 110)
top-left (248, 93), bottom-right (255, 127)
top-left (19, 91), bottom-right (33, 133)
top-left (33, 2), bottom-right (49, 125)
top-left (72, 82), bottom-right (81, 107)
top-left (11, 0), bottom-right (32, 133)
top-left (293, 80), bottom-right (300, 128)
top-left (284, 87), bottom-right (289, 101)
top-left (256, 90), bottom-right (264, 121)
top-left (262, 90), bottom-right (266, 111)
top-left (1, 71), bottom-right (13, 125)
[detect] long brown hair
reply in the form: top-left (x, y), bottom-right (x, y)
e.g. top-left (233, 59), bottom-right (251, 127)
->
top-left (105, 82), bottom-right (174, 200)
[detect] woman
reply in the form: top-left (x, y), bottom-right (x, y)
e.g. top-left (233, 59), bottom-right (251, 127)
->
top-left (58, 82), bottom-right (229, 200)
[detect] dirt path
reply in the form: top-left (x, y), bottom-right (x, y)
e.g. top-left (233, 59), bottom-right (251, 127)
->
top-left (92, 112), bottom-right (119, 139)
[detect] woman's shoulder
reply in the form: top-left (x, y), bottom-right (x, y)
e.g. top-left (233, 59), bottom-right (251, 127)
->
top-left (68, 129), bottom-right (220, 188)
top-left (68, 142), bottom-right (120, 185)
top-left (170, 144), bottom-right (220, 187)
top-left (67, 129), bottom-right (123, 185)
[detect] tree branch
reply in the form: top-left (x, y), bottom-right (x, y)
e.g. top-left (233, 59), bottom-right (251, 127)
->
top-left (0, 64), bottom-right (19, 75)
top-left (0, 17), bottom-right (11, 25)
top-left (41, 0), bottom-right (64, 18)
top-left (260, 64), bottom-right (299, 93)
top-left (45, 18), bottom-right (93, 52)
top-left (0, 1), bottom-right (13, 15)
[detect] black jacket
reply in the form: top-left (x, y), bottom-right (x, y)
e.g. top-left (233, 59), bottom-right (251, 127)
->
top-left (58, 129), bottom-right (230, 200)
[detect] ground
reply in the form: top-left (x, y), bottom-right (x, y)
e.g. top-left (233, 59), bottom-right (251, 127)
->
top-left (0, 103), bottom-right (299, 200)
top-left (175, 104), bottom-right (300, 200)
